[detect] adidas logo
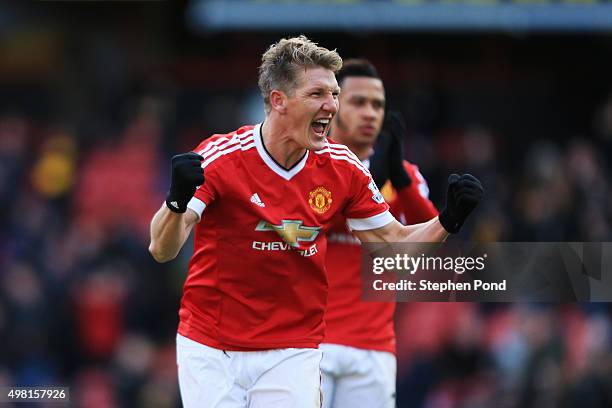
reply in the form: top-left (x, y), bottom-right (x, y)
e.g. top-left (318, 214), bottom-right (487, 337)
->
top-left (170, 201), bottom-right (179, 209)
top-left (250, 193), bottom-right (265, 207)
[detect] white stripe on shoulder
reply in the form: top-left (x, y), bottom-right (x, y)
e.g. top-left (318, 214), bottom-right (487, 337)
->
top-left (201, 132), bottom-right (253, 160)
top-left (198, 135), bottom-right (231, 156)
top-left (317, 141), bottom-right (369, 167)
top-left (197, 130), bottom-right (253, 155)
top-left (197, 130), bottom-right (254, 158)
top-left (315, 143), bottom-right (371, 176)
top-left (326, 142), bottom-right (366, 163)
top-left (325, 152), bottom-right (370, 176)
top-left (201, 139), bottom-right (255, 169)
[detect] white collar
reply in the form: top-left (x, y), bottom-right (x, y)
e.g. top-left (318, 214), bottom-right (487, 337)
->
top-left (253, 123), bottom-right (309, 181)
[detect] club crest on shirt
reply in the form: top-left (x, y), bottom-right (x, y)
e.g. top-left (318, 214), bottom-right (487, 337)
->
top-left (308, 186), bottom-right (332, 214)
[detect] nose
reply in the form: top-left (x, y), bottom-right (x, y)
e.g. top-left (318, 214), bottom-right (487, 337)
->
top-left (362, 103), bottom-right (377, 121)
top-left (322, 93), bottom-right (338, 115)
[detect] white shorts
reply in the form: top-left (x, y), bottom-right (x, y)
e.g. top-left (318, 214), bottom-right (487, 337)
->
top-left (176, 334), bottom-right (323, 408)
top-left (320, 343), bottom-right (396, 408)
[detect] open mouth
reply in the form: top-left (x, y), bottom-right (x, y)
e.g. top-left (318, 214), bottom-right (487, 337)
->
top-left (311, 118), bottom-right (330, 138)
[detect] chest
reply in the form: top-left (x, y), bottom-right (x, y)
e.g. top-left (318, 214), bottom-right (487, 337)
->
top-left (211, 157), bottom-right (348, 232)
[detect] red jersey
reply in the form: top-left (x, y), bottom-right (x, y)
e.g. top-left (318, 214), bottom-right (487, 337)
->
top-left (178, 124), bottom-right (393, 351)
top-left (324, 161), bottom-right (438, 354)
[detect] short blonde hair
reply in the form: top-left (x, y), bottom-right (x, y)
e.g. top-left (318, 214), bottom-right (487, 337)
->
top-left (258, 35), bottom-right (343, 114)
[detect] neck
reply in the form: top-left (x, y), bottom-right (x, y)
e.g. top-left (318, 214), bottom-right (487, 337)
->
top-left (261, 117), bottom-right (307, 169)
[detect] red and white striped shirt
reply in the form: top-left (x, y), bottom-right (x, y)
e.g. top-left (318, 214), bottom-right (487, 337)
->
top-left (179, 123), bottom-right (393, 351)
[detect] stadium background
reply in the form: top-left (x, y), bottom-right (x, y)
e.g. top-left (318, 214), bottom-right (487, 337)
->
top-left (1, 1), bottom-right (611, 407)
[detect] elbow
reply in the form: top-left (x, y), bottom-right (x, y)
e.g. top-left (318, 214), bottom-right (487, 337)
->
top-left (149, 242), bottom-right (177, 263)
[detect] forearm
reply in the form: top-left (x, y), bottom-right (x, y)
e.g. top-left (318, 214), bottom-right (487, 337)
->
top-left (149, 204), bottom-right (194, 263)
top-left (396, 216), bottom-right (449, 243)
top-left (356, 173), bottom-right (482, 246)
top-left (354, 216), bottom-right (448, 244)
top-left (355, 216), bottom-right (449, 260)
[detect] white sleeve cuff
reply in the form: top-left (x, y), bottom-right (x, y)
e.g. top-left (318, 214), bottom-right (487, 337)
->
top-left (186, 196), bottom-right (206, 221)
top-left (347, 210), bottom-right (394, 231)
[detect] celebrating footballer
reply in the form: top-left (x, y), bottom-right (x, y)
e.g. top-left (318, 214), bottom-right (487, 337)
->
top-left (149, 36), bottom-right (483, 408)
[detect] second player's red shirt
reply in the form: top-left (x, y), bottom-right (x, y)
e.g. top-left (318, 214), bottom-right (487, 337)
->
top-left (324, 161), bottom-right (438, 354)
top-left (178, 124), bottom-right (393, 351)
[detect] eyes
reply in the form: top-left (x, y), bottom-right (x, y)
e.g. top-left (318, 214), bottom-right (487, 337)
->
top-left (310, 90), bottom-right (340, 98)
top-left (306, 89), bottom-right (384, 111)
top-left (350, 97), bottom-right (385, 110)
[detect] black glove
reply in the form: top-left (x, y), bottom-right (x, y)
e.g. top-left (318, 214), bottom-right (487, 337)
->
top-left (384, 111), bottom-right (412, 189)
top-left (165, 152), bottom-right (205, 213)
top-left (370, 130), bottom-right (391, 189)
top-left (438, 173), bottom-right (483, 233)
top-left (370, 111), bottom-right (413, 189)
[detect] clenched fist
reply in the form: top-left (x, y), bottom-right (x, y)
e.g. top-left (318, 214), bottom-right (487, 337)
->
top-left (438, 174), bottom-right (483, 233)
top-left (165, 152), bottom-right (205, 213)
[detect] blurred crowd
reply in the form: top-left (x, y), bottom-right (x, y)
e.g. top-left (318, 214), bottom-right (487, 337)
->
top-left (396, 303), bottom-right (612, 408)
top-left (0, 107), bottom-right (183, 407)
top-left (1, 88), bottom-right (611, 408)
top-left (1, 3), bottom-right (612, 407)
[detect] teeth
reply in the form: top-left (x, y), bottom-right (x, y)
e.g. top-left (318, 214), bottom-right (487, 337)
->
top-left (314, 118), bottom-right (330, 125)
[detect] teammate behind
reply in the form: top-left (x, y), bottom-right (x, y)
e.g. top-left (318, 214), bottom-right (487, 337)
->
top-left (322, 59), bottom-right (438, 408)
top-left (149, 37), bottom-right (483, 408)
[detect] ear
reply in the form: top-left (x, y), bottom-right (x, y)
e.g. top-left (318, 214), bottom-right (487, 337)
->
top-left (269, 89), bottom-right (288, 114)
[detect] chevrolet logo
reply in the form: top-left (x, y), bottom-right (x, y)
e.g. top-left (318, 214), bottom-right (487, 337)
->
top-left (256, 220), bottom-right (321, 248)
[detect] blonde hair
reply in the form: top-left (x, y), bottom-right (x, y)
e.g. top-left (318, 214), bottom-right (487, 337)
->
top-left (258, 35), bottom-right (343, 114)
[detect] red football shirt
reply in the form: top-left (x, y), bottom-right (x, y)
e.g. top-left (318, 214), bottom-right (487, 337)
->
top-left (178, 124), bottom-right (393, 351)
top-left (323, 161), bottom-right (438, 354)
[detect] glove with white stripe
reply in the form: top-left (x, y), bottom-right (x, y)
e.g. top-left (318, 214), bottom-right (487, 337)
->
top-left (165, 152), bottom-right (204, 213)
top-left (438, 173), bottom-right (483, 233)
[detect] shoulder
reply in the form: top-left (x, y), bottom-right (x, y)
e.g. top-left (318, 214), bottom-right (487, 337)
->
top-left (402, 160), bottom-right (427, 184)
top-left (313, 138), bottom-right (371, 178)
top-left (193, 125), bottom-right (257, 171)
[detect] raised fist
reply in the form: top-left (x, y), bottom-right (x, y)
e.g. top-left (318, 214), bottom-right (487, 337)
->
top-left (165, 152), bottom-right (204, 213)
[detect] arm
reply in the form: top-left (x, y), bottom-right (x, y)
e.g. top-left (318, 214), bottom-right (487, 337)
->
top-left (355, 173), bottom-right (483, 245)
top-left (354, 216), bottom-right (448, 244)
top-left (388, 162), bottom-right (438, 224)
top-left (149, 152), bottom-right (204, 263)
top-left (149, 206), bottom-right (199, 263)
